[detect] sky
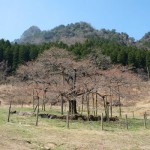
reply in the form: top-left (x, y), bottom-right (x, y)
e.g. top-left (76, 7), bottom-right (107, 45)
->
top-left (0, 0), bottom-right (150, 41)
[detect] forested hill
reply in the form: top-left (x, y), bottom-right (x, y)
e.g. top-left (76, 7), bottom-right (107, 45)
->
top-left (0, 22), bottom-right (150, 80)
top-left (15, 22), bottom-right (135, 46)
top-left (0, 37), bottom-right (150, 80)
top-left (137, 32), bottom-right (150, 49)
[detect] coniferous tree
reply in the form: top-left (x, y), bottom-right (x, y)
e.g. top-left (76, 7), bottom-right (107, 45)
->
top-left (146, 51), bottom-right (150, 71)
top-left (110, 50), bottom-right (118, 63)
top-left (4, 47), bottom-right (13, 67)
top-left (12, 45), bottom-right (19, 71)
top-left (128, 50), bottom-right (135, 66)
top-left (19, 45), bottom-right (30, 64)
top-left (0, 47), bottom-right (3, 62)
top-left (29, 46), bottom-right (39, 60)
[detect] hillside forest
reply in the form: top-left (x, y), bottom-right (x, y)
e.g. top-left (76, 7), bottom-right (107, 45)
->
top-left (0, 37), bottom-right (150, 75)
top-left (0, 22), bottom-right (150, 117)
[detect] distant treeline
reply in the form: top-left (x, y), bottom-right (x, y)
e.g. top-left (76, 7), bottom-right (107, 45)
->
top-left (0, 38), bottom-right (150, 73)
top-left (0, 39), bottom-right (67, 72)
top-left (0, 39), bottom-right (39, 71)
top-left (67, 38), bottom-right (150, 71)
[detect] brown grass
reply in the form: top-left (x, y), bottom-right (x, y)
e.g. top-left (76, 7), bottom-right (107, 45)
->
top-left (0, 82), bottom-right (150, 150)
top-left (0, 105), bottom-right (150, 150)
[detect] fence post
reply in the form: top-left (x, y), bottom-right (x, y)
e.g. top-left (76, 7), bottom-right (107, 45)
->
top-left (61, 94), bottom-right (64, 115)
top-left (36, 96), bottom-right (39, 126)
top-left (66, 111), bottom-right (69, 129)
top-left (21, 101), bottom-right (24, 108)
top-left (125, 114), bottom-right (128, 130)
top-left (132, 111), bottom-right (134, 118)
top-left (144, 112), bottom-right (147, 129)
top-left (101, 113), bottom-right (103, 131)
top-left (8, 101), bottom-right (12, 122)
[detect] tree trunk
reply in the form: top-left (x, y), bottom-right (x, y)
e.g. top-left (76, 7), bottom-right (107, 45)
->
top-left (68, 68), bottom-right (77, 115)
top-left (69, 100), bottom-right (77, 114)
top-left (102, 96), bottom-right (109, 121)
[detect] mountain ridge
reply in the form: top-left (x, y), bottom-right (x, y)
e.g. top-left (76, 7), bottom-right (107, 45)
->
top-left (14, 22), bottom-right (138, 46)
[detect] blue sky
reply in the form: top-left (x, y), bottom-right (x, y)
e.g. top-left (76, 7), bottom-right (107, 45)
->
top-left (0, 0), bottom-right (150, 41)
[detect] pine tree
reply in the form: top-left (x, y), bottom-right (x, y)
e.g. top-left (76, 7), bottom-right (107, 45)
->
top-left (19, 45), bottom-right (30, 64)
top-left (146, 51), bottom-right (150, 72)
top-left (4, 47), bottom-right (13, 67)
top-left (29, 46), bottom-right (39, 60)
top-left (110, 50), bottom-right (118, 63)
top-left (128, 50), bottom-right (135, 66)
top-left (12, 45), bottom-right (19, 71)
top-left (0, 47), bottom-right (3, 62)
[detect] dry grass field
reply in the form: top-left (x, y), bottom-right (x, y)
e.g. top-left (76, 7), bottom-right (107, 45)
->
top-left (0, 103), bottom-right (150, 150)
top-left (0, 83), bottom-right (150, 150)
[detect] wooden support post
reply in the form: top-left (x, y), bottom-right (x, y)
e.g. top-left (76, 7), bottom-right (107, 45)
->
top-left (21, 101), bottom-right (23, 108)
top-left (50, 103), bottom-right (52, 109)
top-left (94, 111), bottom-right (95, 117)
top-left (36, 96), bottom-right (39, 126)
top-left (8, 101), bottom-right (12, 122)
top-left (144, 112), bottom-right (147, 129)
top-left (61, 94), bottom-right (64, 115)
top-left (125, 114), bottom-right (128, 130)
top-left (66, 111), bottom-right (69, 129)
top-left (86, 94), bottom-right (90, 121)
top-left (32, 89), bottom-right (35, 110)
top-left (65, 104), bottom-right (66, 111)
top-left (81, 95), bottom-right (84, 115)
top-left (92, 93), bottom-right (95, 116)
top-left (132, 111), bottom-right (134, 118)
top-left (109, 87), bottom-right (113, 118)
top-left (42, 89), bottom-right (46, 111)
top-left (78, 106), bottom-right (80, 113)
top-left (101, 113), bottom-right (103, 131)
top-left (107, 105), bottom-right (110, 122)
top-left (96, 92), bottom-right (98, 117)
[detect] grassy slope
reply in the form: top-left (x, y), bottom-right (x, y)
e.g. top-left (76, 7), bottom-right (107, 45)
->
top-left (0, 106), bottom-right (150, 150)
